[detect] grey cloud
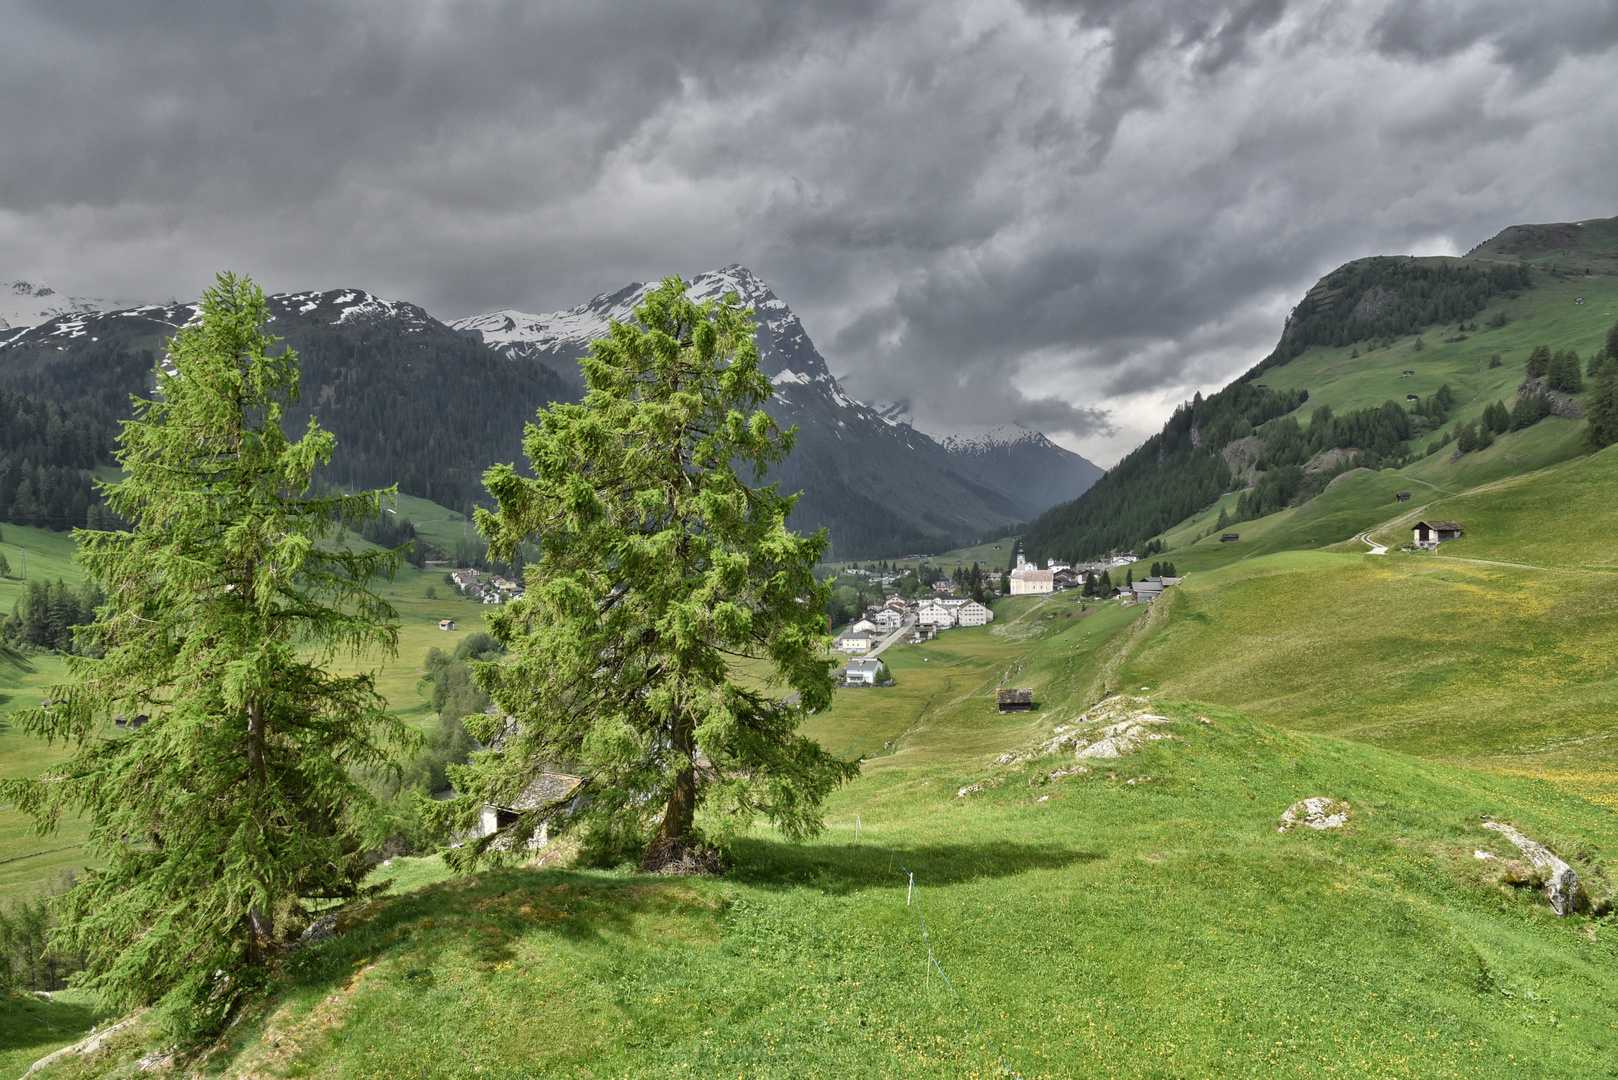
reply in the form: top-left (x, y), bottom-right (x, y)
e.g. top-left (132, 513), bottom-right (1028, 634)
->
top-left (1372, 2), bottom-right (1618, 82)
top-left (2, 0), bottom-right (1615, 466)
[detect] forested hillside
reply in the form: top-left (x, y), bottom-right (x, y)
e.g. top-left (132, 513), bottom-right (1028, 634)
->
top-left (0, 386), bottom-right (119, 531)
top-left (1024, 227), bottom-right (1608, 563)
top-left (0, 293), bottom-right (577, 516)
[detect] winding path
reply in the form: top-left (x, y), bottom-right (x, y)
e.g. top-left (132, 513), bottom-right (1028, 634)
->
top-left (1355, 532), bottom-right (1389, 555)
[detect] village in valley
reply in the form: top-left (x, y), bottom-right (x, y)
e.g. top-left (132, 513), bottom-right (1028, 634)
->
top-left (824, 544), bottom-right (1184, 687)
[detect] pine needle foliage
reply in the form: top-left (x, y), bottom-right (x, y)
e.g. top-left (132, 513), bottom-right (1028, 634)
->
top-left (434, 277), bottom-right (855, 868)
top-left (0, 273), bottom-right (411, 1015)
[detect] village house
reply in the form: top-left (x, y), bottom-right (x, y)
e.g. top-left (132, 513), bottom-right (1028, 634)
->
top-left (844, 657), bottom-right (884, 686)
top-left (953, 599), bottom-right (994, 626)
top-left (1052, 567), bottom-right (1081, 591)
top-left (438, 619), bottom-right (455, 631)
top-left (1126, 575), bottom-right (1184, 604)
top-left (917, 601), bottom-right (956, 629)
top-left (1008, 554), bottom-right (1054, 595)
top-left (874, 609), bottom-right (904, 631)
top-left (1413, 520), bottom-right (1462, 549)
top-left (835, 631), bottom-right (874, 653)
top-left (849, 618), bottom-right (878, 636)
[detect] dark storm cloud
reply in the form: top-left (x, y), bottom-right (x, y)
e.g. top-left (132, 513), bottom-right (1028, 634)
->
top-left (2, 0), bottom-right (1615, 463)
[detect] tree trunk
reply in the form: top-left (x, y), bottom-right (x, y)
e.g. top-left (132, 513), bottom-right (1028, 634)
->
top-left (658, 714), bottom-right (697, 841)
top-left (245, 698), bottom-right (272, 958)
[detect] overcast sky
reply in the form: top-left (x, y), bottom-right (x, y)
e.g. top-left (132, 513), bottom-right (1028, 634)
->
top-left (4, 1), bottom-right (1616, 464)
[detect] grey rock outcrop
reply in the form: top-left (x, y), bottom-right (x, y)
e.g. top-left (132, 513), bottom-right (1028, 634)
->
top-left (1482, 821), bottom-right (1586, 915)
top-left (1278, 797), bottom-right (1350, 832)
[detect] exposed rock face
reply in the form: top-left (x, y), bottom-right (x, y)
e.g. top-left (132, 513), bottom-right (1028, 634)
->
top-left (1483, 821), bottom-right (1586, 915)
top-left (1517, 376), bottom-right (1584, 419)
top-left (1278, 797), bottom-right (1350, 832)
top-left (1076, 717), bottom-right (1176, 759)
top-left (996, 696), bottom-right (1180, 766)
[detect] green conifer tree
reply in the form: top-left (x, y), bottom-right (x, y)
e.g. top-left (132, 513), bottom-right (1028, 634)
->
top-left (434, 277), bottom-right (856, 870)
top-left (1526, 344), bottom-right (1552, 379)
top-left (1, 274), bottom-right (410, 1021)
top-left (1547, 349), bottom-right (1583, 394)
top-left (1583, 358), bottom-right (1618, 453)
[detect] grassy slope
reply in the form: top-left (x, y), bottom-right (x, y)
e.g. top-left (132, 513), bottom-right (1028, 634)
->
top-left (25, 559), bottom-right (1618, 1077)
top-left (1252, 267), bottom-right (1616, 439)
top-left (0, 526), bottom-right (97, 898)
top-left (37, 688), bottom-right (1618, 1078)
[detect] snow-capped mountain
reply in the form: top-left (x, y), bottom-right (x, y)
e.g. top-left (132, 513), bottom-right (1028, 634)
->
top-left (455, 268), bottom-right (1069, 551)
top-left (0, 287), bottom-right (574, 513)
top-left (0, 269), bottom-right (1099, 555)
top-left (932, 424), bottom-right (1104, 513)
top-left (1, 279), bottom-right (110, 332)
top-left (453, 266), bottom-right (840, 394)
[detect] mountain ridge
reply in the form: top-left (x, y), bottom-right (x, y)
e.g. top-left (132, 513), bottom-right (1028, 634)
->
top-left (454, 266), bottom-right (1102, 548)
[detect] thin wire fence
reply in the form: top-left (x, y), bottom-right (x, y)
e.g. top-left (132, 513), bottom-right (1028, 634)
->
top-left (829, 815), bottom-right (1025, 1080)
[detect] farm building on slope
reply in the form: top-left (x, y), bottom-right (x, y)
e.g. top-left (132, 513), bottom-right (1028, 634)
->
top-left (1413, 520), bottom-right (1462, 549)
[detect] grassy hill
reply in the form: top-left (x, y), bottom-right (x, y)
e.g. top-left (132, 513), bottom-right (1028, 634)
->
top-left (1024, 216), bottom-right (1618, 565)
top-left (17, 600), bottom-right (1618, 1077)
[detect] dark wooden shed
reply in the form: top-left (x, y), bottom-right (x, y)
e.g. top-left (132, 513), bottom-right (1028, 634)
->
top-left (997, 688), bottom-right (1034, 714)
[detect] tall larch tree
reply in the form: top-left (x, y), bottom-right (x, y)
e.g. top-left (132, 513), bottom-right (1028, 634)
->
top-left (434, 277), bottom-right (856, 872)
top-left (1, 273), bottom-right (411, 1027)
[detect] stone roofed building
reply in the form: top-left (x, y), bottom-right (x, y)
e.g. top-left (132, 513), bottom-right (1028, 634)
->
top-left (1413, 520), bottom-right (1462, 549)
top-left (474, 771), bottom-right (586, 848)
top-left (997, 688), bottom-right (1034, 713)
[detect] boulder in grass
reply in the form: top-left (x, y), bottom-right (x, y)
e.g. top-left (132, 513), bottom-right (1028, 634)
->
top-left (1482, 821), bottom-right (1586, 916)
top-left (1278, 797), bottom-right (1350, 833)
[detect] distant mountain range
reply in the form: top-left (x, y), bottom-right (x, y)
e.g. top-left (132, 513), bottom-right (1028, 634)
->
top-left (0, 267), bottom-right (1101, 556)
top-left (452, 266), bottom-right (1100, 553)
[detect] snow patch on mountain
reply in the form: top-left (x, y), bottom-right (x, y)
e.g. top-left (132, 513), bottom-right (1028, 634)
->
top-left (938, 424), bottom-right (1061, 455)
top-left (266, 289), bottom-right (432, 330)
top-left (1, 279), bottom-right (110, 331)
top-left (452, 266), bottom-right (830, 381)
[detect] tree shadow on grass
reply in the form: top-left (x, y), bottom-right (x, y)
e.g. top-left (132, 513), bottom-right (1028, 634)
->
top-left (281, 867), bottom-right (726, 988)
top-left (725, 837), bottom-right (1105, 896)
top-left (0, 994), bottom-right (105, 1060)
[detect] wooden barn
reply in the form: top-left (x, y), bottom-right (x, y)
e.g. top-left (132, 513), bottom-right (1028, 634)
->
top-left (1220, 533), bottom-right (1240, 543)
top-left (1413, 520), bottom-right (1462, 548)
top-left (997, 688), bottom-right (1034, 714)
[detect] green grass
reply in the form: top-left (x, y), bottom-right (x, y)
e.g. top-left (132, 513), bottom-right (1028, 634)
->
top-left (1379, 441), bottom-right (1618, 570)
top-left (0, 525), bottom-right (98, 899)
top-left (40, 698), bottom-right (1618, 1078)
top-left (0, 990), bottom-right (109, 1077)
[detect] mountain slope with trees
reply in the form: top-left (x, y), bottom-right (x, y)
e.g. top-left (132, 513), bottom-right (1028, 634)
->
top-left (1025, 215), bottom-right (1618, 563)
